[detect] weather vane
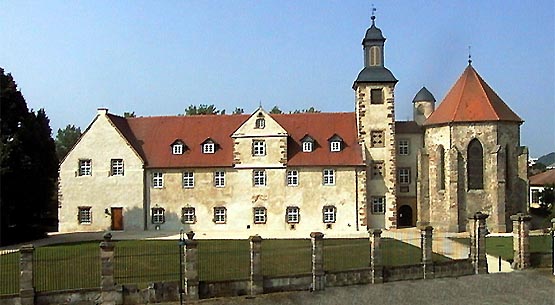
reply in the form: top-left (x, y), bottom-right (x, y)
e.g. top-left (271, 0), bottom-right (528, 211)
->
top-left (468, 45), bottom-right (472, 65)
top-left (371, 4), bottom-right (376, 24)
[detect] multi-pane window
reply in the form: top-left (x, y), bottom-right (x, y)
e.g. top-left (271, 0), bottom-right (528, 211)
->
top-left (371, 131), bottom-right (385, 147)
top-left (253, 170), bottom-right (266, 186)
top-left (111, 159), bottom-right (124, 176)
top-left (371, 197), bottom-right (385, 214)
top-left (181, 207), bottom-right (196, 224)
top-left (152, 172), bottom-right (164, 188)
top-left (151, 207), bottom-right (165, 224)
top-left (182, 171), bottom-right (194, 188)
top-left (467, 139), bottom-right (484, 190)
top-left (78, 207), bottom-right (92, 224)
top-left (302, 141), bottom-right (313, 152)
top-left (323, 206), bottom-right (336, 223)
top-left (287, 170), bottom-right (299, 186)
top-left (370, 89), bottom-right (383, 104)
top-left (330, 141), bottom-right (341, 152)
top-left (214, 171), bottom-right (225, 187)
top-left (252, 140), bottom-right (266, 156)
top-left (255, 118), bottom-right (265, 129)
top-left (369, 46), bottom-right (381, 66)
top-left (531, 190), bottom-right (540, 204)
top-left (372, 161), bottom-right (384, 179)
top-left (398, 168), bottom-right (411, 185)
top-left (79, 159), bottom-right (92, 176)
top-left (173, 143), bottom-right (183, 155)
top-left (323, 169), bottom-right (335, 185)
top-left (398, 139), bottom-right (410, 155)
top-left (214, 207), bottom-right (226, 224)
top-left (203, 143), bottom-right (215, 154)
top-left (286, 206), bottom-right (300, 223)
top-left (253, 207), bottom-right (267, 224)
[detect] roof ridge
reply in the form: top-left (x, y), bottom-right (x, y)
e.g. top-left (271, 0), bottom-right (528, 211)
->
top-left (451, 66), bottom-right (470, 122)
top-left (473, 68), bottom-right (500, 120)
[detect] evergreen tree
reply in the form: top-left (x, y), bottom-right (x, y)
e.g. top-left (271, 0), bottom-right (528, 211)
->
top-left (55, 125), bottom-right (82, 160)
top-left (269, 106), bottom-right (282, 114)
top-left (184, 104), bottom-right (223, 115)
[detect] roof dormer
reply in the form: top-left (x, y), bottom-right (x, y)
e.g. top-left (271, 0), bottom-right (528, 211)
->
top-left (300, 135), bottom-right (316, 152)
top-left (171, 140), bottom-right (186, 155)
top-left (201, 138), bottom-right (218, 154)
top-left (328, 134), bottom-right (344, 152)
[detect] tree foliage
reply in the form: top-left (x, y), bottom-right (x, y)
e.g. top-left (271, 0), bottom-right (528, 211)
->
top-left (269, 106), bottom-right (282, 114)
top-left (55, 124), bottom-right (82, 160)
top-left (232, 107), bottom-right (244, 115)
top-left (539, 184), bottom-right (554, 212)
top-left (185, 104), bottom-right (224, 115)
top-left (0, 68), bottom-right (59, 245)
top-left (291, 107), bottom-right (320, 114)
top-left (123, 111), bottom-right (136, 118)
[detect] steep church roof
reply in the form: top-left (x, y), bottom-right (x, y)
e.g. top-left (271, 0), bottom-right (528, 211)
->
top-left (424, 65), bottom-right (523, 126)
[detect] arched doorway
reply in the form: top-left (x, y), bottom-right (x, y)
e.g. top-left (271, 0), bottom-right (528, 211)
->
top-left (398, 205), bottom-right (413, 227)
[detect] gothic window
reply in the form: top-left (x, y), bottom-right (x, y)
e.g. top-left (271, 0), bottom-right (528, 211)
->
top-left (438, 145), bottom-right (445, 190)
top-left (371, 130), bottom-right (384, 147)
top-left (467, 139), bottom-right (484, 190)
top-left (370, 89), bottom-right (383, 104)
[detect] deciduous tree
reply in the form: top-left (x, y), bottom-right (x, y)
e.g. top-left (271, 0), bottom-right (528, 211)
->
top-left (55, 125), bottom-right (82, 160)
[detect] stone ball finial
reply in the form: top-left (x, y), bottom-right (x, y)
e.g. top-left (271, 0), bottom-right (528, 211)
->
top-left (186, 230), bottom-right (195, 240)
top-left (103, 232), bottom-right (112, 241)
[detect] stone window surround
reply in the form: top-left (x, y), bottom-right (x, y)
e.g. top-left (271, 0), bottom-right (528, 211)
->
top-left (371, 130), bottom-right (385, 148)
top-left (182, 171), bottom-right (195, 188)
top-left (255, 118), bottom-right (265, 129)
top-left (252, 140), bottom-right (266, 156)
top-left (287, 170), bottom-right (299, 186)
top-left (371, 196), bottom-right (385, 214)
top-left (323, 169), bottom-right (335, 185)
top-left (214, 170), bottom-right (225, 187)
top-left (370, 88), bottom-right (384, 104)
top-left (151, 207), bottom-right (165, 224)
top-left (213, 207), bottom-right (227, 224)
top-left (110, 159), bottom-right (124, 176)
top-left (286, 206), bottom-right (300, 223)
top-left (253, 170), bottom-right (266, 186)
top-left (322, 205), bottom-right (336, 223)
top-left (398, 167), bottom-right (411, 185)
top-left (152, 172), bottom-right (164, 188)
top-left (372, 161), bottom-right (384, 179)
top-left (78, 206), bottom-right (92, 224)
top-left (253, 207), bottom-right (267, 224)
top-left (398, 139), bottom-right (410, 155)
top-left (181, 207), bottom-right (196, 224)
top-left (78, 159), bottom-right (92, 176)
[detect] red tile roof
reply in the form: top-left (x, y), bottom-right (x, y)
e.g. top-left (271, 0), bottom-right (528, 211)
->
top-left (108, 112), bottom-right (364, 168)
top-left (529, 169), bottom-right (555, 186)
top-left (424, 65), bottom-right (523, 126)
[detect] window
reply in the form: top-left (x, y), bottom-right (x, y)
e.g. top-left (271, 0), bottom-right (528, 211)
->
top-left (151, 207), bottom-right (165, 224)
top-left (372, 161), bottom-right (384, 179)
top-left (323, 169), bottom-right (335, 185)
top-left (370, 89), bottom-right (383, 104)
top-left (152, 172), bottom-right (164, 188)
top-left (253, 207), bottom-right (267, 224)
top-left (330, 141), bottom-right (341, 152)
top-left (467, 139), bottom-right (484, 190)
top-left (398, 168), bottom-right (411, 185)
top-left (182, 171), bottom-right (194, 188)
top-left (203, 143), bottom-right (215, 154)
top-left (286, 206), bottom-right (300, 223)
top-left (531, 190), bottom-right (540, 204)
top-left (438, 145), bottom-right (446, 190)
top-left (78, 207), bottom-right (92, 224)
top-left (369, 46), bottom-right (381, 66)
top-left (79, 159), bottom-right (92, 176)
top-left (253, 170), bottom-right (266, 186)
top-left (287, 170), bottom-right (299, 186)
top-left (214, 207), bottom-right (226, 224)
top-left (371, 131), bottom-right (384, 147)
top-left (181, 207), bottom-right (196, 224)
top-left (302, 141), bottom-right (313, 152)
top-left (323, 206), bottom-right (336, 223)
top-left (255, 118), bottom-right (265, 129)
top-left (371, 197), bottom-right (385, 214)
top-left (111, 159), bottom-right (124, 176)
top-left (252, 140), bottom-right (266, 156)
top-left (172, 143), bottom-right (183, 155)
top-left (398, 139), bottom-right (410, 155)
top-left (214, 171), bottom-right (225, 187)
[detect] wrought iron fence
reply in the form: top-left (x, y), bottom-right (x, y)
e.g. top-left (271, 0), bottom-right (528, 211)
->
top-left (33, 243), bottom-right (100, 292)
top-left (261, 239), bottom-right (311, 277)
top-left (198, 239), bottom-right (250, 281)
top-left (323, 238), bottom-right (369, 272)
top-left (0, 250), bottom-right (19, 295)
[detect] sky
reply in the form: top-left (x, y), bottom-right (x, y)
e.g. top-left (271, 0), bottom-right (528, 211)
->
top-left (1, 1), bottom-right (554, 157)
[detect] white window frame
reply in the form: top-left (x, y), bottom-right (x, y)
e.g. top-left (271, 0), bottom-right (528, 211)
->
top-left (371, 197), bottom-right (385, 214)
top-left (79, 159), bottom-right (92, 176)
top-left (203, 142), bottom-right (215, 154)
top-left (286, 206), bottom-right (300, 223)
top-left (181, 207), bottom-right (196, 224)
top-left (252, 140), bottom-right (266, 156)
top-left (531, 189), bottom-right (540, 204)
top-left (302, 141), bottom-right (313, 152)
top-left (214, 207), bottom-right (226, 224)
top-left (398, 139), bottom-right (410, 155)
top-left (173, 143), bottom-right (183, 155)
top-left (323, 169), bottom-right (335, 185)
top-left (253, 207), bottom-right (267, 224)
top-left (255, 118), bottom-right (265, 129)
top-left (78, 207), bottom-right (92, 224)
top-left (152, 172), bottom-right (164, 188)
top-left (111, 159), bottom-right (124, 176)
top-left (214, 171), bottom-right (225, 187)
top-left (182, 171), bottom-right (194, 188)
top-left (323, 206), bottom-right (336, 223)
top-left (330, 141), bottom-right (341, 152)
top-left (253, 170), bottom-right (266, 186)
top-left (287, 170), bottom-right (299, 186)
top-left (399, 168), bottom-right (410, 185)
top-left (151, 207), bottom-right (165, 224)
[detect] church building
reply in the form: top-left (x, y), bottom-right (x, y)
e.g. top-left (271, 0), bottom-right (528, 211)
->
top-left (58, 16), bottom-right (528, 236)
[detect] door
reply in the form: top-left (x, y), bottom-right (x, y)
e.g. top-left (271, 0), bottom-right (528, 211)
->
top-left (398, 205), bottom-right (413, 227)
top-left (111, 207), bottom-right (124, 230)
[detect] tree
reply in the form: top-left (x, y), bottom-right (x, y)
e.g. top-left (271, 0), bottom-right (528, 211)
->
top-left (55, 125), bottom-right (82, 160)
top-left (184, 104), bottom-right (224, 115)
top-left (539, 185), bottom-right (554, 212)
top-left (232, 107), bottom-right (244, 115)
top-left (0, 67), bottom-right (59, 245)
top-left (123, 111), bottom-right (136, 118)
top-left (291, 107), bottom-right (321, 114)
top-left (269, 106), bottom-right (282, 114)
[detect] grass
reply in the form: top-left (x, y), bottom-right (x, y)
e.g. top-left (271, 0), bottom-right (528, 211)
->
top-left (0, 237), bottom-right (452, 294)
top-left (451, 234), bottom-right (552, 261)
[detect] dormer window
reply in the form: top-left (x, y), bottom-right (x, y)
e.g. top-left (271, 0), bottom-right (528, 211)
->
top-left (328, 135), bottom-right (344, 152)
top-left (300, 135), bottom-right (315, 153)
top-left (172, 141), bottom-right (184, 155)
top-left (255, 118), bottom-right (265, 129)
top-left (202, 138), bottom-right (217, 154)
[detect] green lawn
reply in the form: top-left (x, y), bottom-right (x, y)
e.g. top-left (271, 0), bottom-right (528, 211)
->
top-left (0, 251), bottom-right (19, 295)
top-left (451, 235), bottom-right (552, 261)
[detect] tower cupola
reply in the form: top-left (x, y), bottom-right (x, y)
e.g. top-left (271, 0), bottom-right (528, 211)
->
top-left (412, 86), bottom-right (436, 125)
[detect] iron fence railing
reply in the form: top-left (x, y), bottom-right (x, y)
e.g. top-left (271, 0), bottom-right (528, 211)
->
top-left (198, 239), bottom-right (250, 281)
top-left (0, 250), bottom-right (20, 295)
top-left (261, 239), bottom-right (311, 277)
top-left (324, 238), bottom-right (369, 272)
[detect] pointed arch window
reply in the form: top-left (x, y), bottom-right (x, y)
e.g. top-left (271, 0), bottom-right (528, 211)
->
top-left (467, 139), bottom-right (484, 190)
top-left (438, 145), bottom-right (445, 190)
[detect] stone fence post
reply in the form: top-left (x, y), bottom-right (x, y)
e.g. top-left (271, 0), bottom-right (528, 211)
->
top-left (511, 213), bottom-right (532, 270)
top-left (469, 212), bottom-right (489, 274)
top-left (19, 245), bottom-right (35, 305)
top-left (368, 229), bottom-right (383, 284)
top-left (184, 232), bottom-right (199, 300)
top-left (310, 232), bottom-right (325, 291)
top-left (99, 233), bottom-right (117, 305)
top-left (249, 235), bottom-right (263, 295)
top-left (420, 226), bottom-right (434, 279)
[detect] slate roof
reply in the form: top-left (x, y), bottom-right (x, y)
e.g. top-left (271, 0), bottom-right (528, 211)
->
top-left (529, 169), bottom-right (555, 186)
top-left (353, 66), bottom-right (398, 85)
top-left (424, 65), bottom-right (523, 126)
top-left (107, 112), bottom-right (364, 168)
top-left (413, 87), bottom-right (436, 103)
top-left (396, 121), bottom-right (422, 134)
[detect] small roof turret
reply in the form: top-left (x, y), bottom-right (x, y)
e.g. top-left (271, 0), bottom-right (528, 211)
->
top-left (363, 16), bottom-right (385, 43)
top-left (412, 87), bottom-right (436, 103)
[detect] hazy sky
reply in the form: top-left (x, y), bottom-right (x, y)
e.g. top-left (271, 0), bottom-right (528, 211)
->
top-left (1, 1), bottom-right (554, 157)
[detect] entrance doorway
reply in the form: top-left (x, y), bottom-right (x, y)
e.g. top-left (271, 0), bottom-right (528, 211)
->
top-left (398, 205), bottom-right (413, 227)
top-left (111, 207), bottom-right (124, 230)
